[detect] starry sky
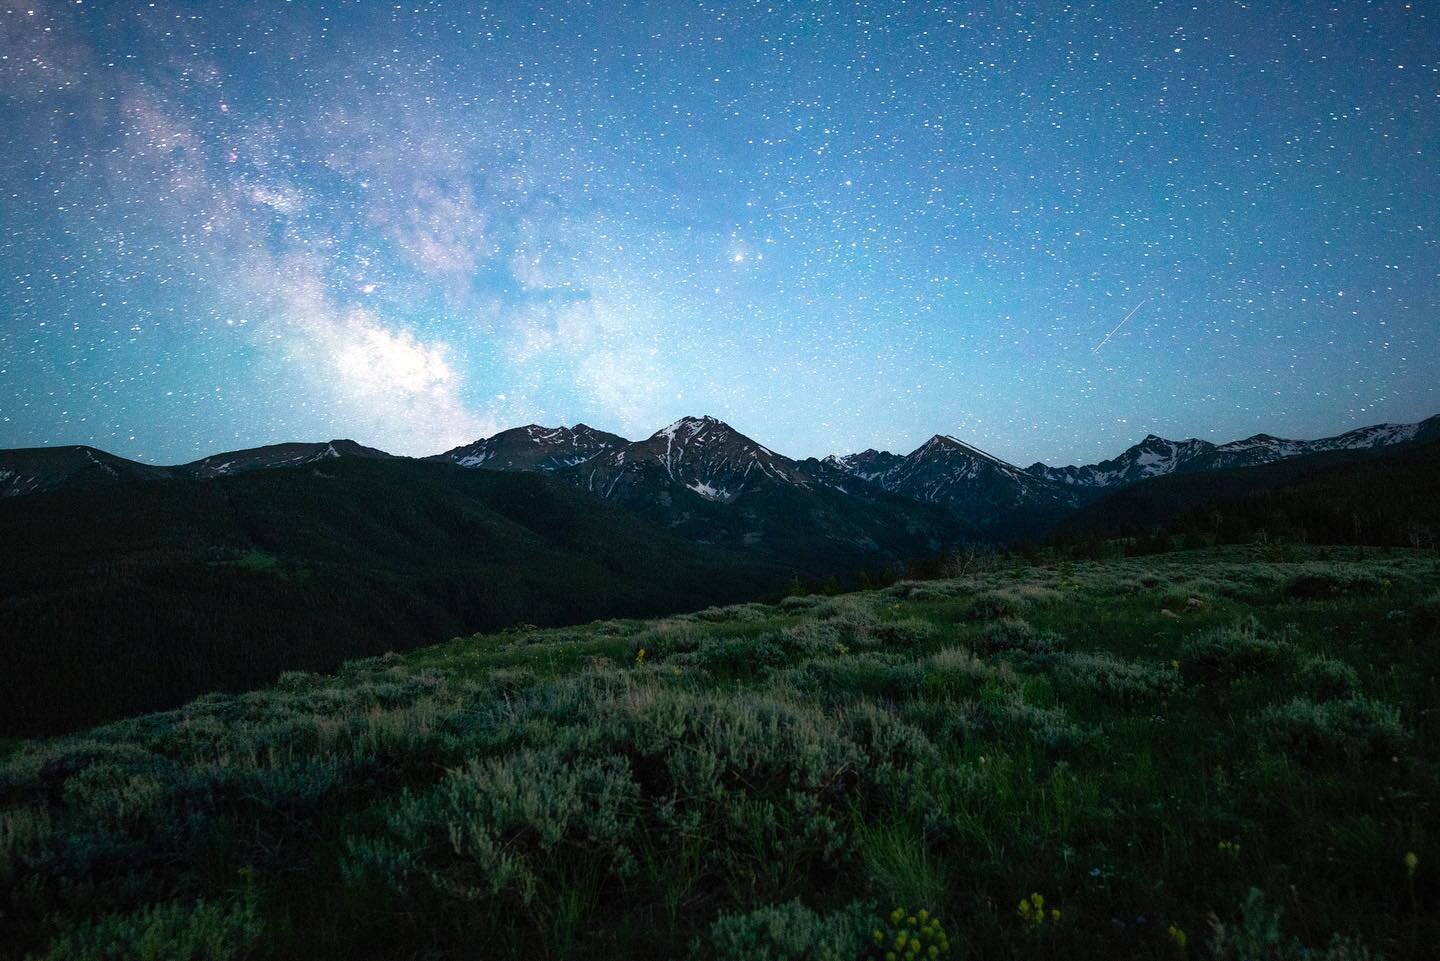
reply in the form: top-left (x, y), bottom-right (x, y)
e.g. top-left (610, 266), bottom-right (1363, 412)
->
top-left (1, 0), bottom-right (1436, 467)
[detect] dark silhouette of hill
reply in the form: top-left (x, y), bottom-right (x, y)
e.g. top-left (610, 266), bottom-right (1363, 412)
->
top-left (0, 458), bottom-right (782, 735)
top-left (1053, 438), bottom-right (1440, 549)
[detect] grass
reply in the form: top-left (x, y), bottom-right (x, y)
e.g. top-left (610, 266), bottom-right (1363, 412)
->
top-left (1, 545), bottom-right (1437, 960)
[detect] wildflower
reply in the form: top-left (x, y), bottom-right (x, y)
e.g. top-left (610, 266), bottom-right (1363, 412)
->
top-left (634, 647), bottom-right (646, 666)
top-left (1167, 924), bottom-right (1188, 954)
top-left (1018, 893), bottom-right (1053, 928)
top-left (880, 904), bottom-right (949, 957)
top-left (1405, 851), bottom-right (1418, 877)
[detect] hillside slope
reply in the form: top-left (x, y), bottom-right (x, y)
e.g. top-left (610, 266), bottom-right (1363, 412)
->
top-left (1055, 438), bottom-right (1440, 547)
top-left (2, 547), bottom-right (1434, 960)
top-left (0, 458), bottom-right (780, 736)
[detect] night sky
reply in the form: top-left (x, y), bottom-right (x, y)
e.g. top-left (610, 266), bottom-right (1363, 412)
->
top-left (1, 1), bottom-right (1435, 467)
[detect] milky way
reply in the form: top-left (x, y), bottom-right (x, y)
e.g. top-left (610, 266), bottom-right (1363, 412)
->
top-left (1, 1), bottom-right (1435, 465)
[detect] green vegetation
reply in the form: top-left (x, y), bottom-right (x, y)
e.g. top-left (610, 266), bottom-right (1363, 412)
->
top-left (2, 546), bottom-right (1436, 959)
top-left (1054, 439), bottom-right (1440, 554)
top-left (0, 459), bottom-right (783, 736)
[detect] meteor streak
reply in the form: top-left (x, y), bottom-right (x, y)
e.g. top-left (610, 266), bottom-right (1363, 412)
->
top-left (1091, 298), bottom-right (1149, 354)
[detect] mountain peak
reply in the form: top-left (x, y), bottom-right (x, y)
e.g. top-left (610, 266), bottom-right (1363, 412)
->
top-left (913, 434), bottom-right (966, 457)
top-left (658, 414), bottom-right (723, 432)
top-left (652, 415), bottom-right (746, 446)
top-left (910, 434), bottom-right (1019, 471)
top-left (576, 415), bottom-right (806, 502)
top-left (434, 423), bottom-right (627, 471)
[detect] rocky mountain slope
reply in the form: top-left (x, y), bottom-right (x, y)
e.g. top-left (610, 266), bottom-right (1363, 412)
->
top-left (182, 439), bottom-right (392, 478)
top-left (572, 416), bottom-right (811, 504)
top-left (1025, 415), bottom-right (1440, 488)
top-left (817, 434), bottom-right (1083, 534)
top-left (0, 446), bottom-right (172, 497)
top-left (430, 424), bottom-right (626, 472)
top-left (552, 416), bottom-right (968, 569)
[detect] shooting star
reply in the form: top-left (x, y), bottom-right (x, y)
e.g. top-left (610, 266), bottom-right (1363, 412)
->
top-left (1091, 297), bottom-right (1149, 354)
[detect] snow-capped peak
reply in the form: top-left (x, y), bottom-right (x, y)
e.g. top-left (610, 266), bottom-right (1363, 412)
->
top-left (1026, 415), bottom-right (1439, 489)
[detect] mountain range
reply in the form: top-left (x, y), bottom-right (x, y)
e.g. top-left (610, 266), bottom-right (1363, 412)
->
top-left (5, 411), bottom-right (1438, 736)
top-left (1024, 419), bottom-right (1440, 488)
top-left (0, 438), bottom-right (392, 497)
top-left (4, 415), bottom-right (1438, 537)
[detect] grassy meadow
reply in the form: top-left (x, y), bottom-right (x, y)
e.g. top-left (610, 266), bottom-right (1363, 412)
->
top-left (2, 546), bottom-right (1437, 960)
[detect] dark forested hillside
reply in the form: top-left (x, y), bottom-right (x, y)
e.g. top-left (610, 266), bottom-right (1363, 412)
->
top-left (1053, 438), bottom-right (1440, 549)
top-left (0, 459), bottom-right (781, 736)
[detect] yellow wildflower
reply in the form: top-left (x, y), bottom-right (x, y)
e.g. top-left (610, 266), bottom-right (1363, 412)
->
top-left (1168, 924), bottom-right (1188, 954)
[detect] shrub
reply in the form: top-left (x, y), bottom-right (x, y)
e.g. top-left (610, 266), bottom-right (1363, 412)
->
top-left (924, 646), bottom-right (1008, 693)
top-left (0, 805), bottom-right (51, 889)
top-left (1285, 568), bottom-right (1386, 600)
top-left (1042, 651), bottom-right (1180, 700)
top-left (906, 585), bottom-right (963, 603)
top-left (1410, 592), bottom-right (1440, 638)
top-left (631, 621), bottom-right (703, 660)
top-left (27, 896), bottom-right (263, 961)
top-left (780, 619), bottom-right (848, 655)
top-left (963, 591), bottom-right (1024, 621)
top-left (841, 702), bottom-right (939, 775)
top-left (784, 653), bottom-right (907, 700)
top-left (694, 634), bottom-right (790, 676)
top-left (692, 899), bottom-right (871, 961)
top-left (975, 618), bottom-right (1056, 655)
top-left (344, 748), bottom-right (640, 906)
top-left (59, 759), bottom-right (167, 831)
top-left (780, 595), bottom-right (825, 613)
top-left (695, 602), bottom-right (774, 623)
top-left (1259, 697), bottom-right (1406, 764)
top-left (1179, 620), bottom-right (1294, 681)
top-left (1296, 656), bottom-right (1361, 701)
top-left (977, 693), bottom-right (1086, 750)
top-left (869, 617), bottom-right (940, 648)
top-left (1208, 888), bottom-right (1376, 961)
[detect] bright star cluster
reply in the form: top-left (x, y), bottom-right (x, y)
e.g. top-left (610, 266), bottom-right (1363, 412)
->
top-left (0, 1), bottom-right (1435, 465)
